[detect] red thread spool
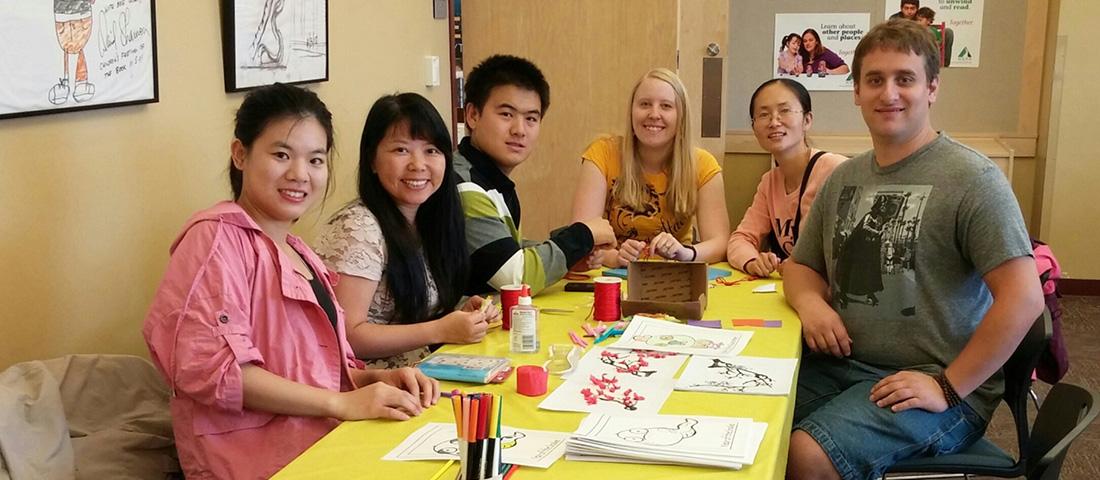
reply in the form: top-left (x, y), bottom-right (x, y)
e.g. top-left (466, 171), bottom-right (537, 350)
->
top-left (593, 276), bottom-right (622, 322)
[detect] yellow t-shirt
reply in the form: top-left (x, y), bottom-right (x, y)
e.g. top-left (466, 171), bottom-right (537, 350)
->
top-left (582, 136), bottom-right (721, 244)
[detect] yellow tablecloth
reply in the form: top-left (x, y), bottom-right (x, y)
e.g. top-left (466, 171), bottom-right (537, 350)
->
top-left (274, 265), bottom-right (801, 479)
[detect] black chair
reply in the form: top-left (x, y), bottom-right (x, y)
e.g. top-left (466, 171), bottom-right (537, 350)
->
top-left (884, 310), bottom-right (1051, 479)
top-left (1025, 382), bottom-right (1099, 479)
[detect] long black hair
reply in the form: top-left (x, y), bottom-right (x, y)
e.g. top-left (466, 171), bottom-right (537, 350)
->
top-left (230, 83), bottom-right (335, 199)
top-left (357, 93), bottom-right (469, 324)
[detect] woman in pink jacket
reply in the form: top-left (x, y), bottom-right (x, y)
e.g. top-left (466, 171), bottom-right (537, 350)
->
top-left (727, 79), bottom-right (846, 277)
top-left (143, 84), bottom-right (439, 479)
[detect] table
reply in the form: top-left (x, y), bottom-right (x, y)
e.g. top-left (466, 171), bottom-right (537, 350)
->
top-left (274, 265), bottom-right (802, 479)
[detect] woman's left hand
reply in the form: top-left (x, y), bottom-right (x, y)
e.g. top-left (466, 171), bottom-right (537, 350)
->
top-left (462, 295), bottom-right (501, 321)
top-left (650, 232), bottom-right (693, 261)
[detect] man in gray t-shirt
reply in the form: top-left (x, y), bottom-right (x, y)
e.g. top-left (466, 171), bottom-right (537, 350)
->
top-left (783, 21), bottom-right (1043, 480)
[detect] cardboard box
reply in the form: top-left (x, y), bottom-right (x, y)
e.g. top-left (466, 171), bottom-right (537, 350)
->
top-left (621, 261), bottom-right (708, 320)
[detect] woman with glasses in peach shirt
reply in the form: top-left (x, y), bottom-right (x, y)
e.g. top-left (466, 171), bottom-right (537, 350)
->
top-left (727, 79), bottom-right (846, 277)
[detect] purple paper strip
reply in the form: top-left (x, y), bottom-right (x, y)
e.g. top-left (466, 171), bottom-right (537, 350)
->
top-left (686, 319), bottom-right (723, 329)
top-left (764, 320), bottom-right (782, 328)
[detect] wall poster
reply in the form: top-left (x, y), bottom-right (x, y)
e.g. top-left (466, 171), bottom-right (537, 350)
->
top-left (0, 0), bottom-right (159, 120)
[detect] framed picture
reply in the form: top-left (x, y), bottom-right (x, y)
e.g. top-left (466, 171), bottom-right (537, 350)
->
top-left (0, 0), bottom-right (159, 120)
top-left (221, 0), bottom-right (329, 92)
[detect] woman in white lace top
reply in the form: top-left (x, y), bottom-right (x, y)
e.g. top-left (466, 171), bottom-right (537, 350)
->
top-left (314, 94), bottom-right (499, 369)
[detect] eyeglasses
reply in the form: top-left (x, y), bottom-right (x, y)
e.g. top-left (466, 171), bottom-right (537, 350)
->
top-left (752, 107), bottom-right (804, 124)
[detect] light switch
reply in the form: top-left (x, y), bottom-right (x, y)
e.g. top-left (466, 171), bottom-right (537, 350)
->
top-left (425, 55), bottom-right (441, 87)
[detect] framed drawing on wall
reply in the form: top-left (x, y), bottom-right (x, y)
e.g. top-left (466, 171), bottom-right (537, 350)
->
top-left (221, 0), bottom-right (329, 92)
top-left (0, 0), bottom-right (159, 120)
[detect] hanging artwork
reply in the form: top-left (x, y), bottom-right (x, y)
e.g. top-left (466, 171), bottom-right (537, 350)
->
top-left (773, 13), bottom-right (869, 91)
top-left (881, 0), bottom-right (984, 68)
top-left (0, 0), bottom-right (159, 120)
top-left (221, 0), bottom-right (328, 92)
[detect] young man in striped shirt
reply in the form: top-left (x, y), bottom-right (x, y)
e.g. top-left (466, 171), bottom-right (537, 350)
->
top-left (454, 55), bottom-right (615, 295)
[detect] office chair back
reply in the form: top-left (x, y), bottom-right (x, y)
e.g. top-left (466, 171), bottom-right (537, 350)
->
top-left (1025, 382), bottom-right (1099, 480)
top-left (1002, 308), bottom-right (1052, 467)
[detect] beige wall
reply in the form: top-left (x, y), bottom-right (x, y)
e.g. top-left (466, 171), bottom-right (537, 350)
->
top-left (724, 153), bottom-right (1040, 235)
top-left (1039, 0), bottom-right (1100, 280)
top-left (0, 2), bottom-right (452, 369)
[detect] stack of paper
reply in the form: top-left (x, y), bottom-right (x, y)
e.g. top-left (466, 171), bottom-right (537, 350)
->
top-left (565, 413), bottom-right (768, 469)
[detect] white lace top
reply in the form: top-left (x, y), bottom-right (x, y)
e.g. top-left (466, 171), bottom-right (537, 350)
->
top-left (314, 202), bottom-right (437, 369)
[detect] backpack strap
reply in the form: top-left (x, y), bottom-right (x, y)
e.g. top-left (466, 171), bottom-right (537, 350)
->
top-left (791, 150), bottom-right (828, 245)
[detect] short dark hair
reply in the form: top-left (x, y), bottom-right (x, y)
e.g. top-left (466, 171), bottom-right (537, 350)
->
top-left (464, 54), bottom-right (550, 116)
top-left (356, 93), bottom-right (469, 324)
top-left (230, 83), bottom-right (334, 200)
top-left (916, 7), bottom-right (936, 21)
top-left (853, 20), bottom-right (940, 84)
top-left (901, 0), bottom-right (919, 7)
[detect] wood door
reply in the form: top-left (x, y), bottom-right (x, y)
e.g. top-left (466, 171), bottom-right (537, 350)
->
top-left (679, 0), bottom-right (730, 164)
top-left (461, 0), bottom-right (685, 238)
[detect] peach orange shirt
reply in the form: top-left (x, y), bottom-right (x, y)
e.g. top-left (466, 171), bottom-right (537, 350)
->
top-left (583, 135), bottom-right (721, 244)
top-left (728, 152), bottom-right (845, 271)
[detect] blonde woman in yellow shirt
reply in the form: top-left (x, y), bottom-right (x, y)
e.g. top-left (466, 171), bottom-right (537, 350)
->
top-left (571, 68), bottom-right (729, 268)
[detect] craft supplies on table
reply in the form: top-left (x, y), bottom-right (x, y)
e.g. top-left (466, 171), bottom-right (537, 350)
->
top-left (417, 354), bottom-right (512, 384)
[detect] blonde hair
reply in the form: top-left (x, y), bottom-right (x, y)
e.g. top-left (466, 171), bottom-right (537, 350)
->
top-left (613, 68), bottom-right (696, 222)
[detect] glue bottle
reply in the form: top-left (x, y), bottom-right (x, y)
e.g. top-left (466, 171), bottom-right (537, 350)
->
top-left (510, 285), bottom-right (540, 353)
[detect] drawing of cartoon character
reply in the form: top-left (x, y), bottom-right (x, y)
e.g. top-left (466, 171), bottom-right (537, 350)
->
top-left (50, 0), bottom-right (96, 104)
top-left (250, 0), bottom-right (286, 68)
top-left (433, 431), bottom-right (526, 455)
top-left (616, 418), bottom-right (698, 446)
top-left (632, 334), bottom-right (723, 350)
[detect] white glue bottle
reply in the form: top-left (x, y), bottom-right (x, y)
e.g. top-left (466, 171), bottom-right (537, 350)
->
top-left (510, 285), bottom-right (539, 353)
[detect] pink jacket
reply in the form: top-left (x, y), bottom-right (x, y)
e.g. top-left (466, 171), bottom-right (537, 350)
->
top-left (728, 153), bottom-right (845, 271)
top-left (143, 201), bottom-right (360, 479)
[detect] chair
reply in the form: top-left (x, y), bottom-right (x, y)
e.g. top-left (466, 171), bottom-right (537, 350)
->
top-left (884, 309), bottom-right (1051, 479)
top-left (1025, 382), bottom-right (1099, 479)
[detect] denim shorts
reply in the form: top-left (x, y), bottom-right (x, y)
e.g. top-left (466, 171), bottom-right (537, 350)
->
top-left (794, 353), bottom-right (988, 480)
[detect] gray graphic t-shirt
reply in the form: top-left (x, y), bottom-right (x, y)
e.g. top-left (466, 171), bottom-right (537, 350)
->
top-left (792, 133), bottom-right (1032, 420)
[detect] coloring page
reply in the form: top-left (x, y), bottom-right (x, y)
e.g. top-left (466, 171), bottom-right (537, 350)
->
top-left (675, 356), bottom-right (798, 396)
top-left (568, 413), bottom-right (768, 467)
top-left (607, 315), bottom-right (753, 356)
top-left (539, 347), bottom-right (686, 414)
top-left (382, 423), bottom-right (568, 469)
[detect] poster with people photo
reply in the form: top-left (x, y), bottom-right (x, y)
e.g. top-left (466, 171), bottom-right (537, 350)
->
top-left (882, 0), bottom-right (983, 68)
top-left (773, 13), bottom-right (868, 91)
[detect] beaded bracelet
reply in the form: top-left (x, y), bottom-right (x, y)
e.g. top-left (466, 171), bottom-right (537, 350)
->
top-left (935, 373), bottom-right (962, 408)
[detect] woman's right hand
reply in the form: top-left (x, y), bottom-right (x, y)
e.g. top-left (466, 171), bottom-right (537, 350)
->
top-left (745, 252), bottom-right (781, 277)
top-left (332, 381), bottom-right (424, 421)
top-left (436, 310), bottom-right (489, 344)
top-left (616, 239), bottom-right (648, 265)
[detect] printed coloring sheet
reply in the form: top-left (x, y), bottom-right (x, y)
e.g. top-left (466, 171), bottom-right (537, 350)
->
top-left (675, 356), bottom-right (798, 396)
top-left (382, 423), bottom-right (568, 469)
top-left (569, 413), bottom-right (768, 467)
top-left (539, 346), bottom-right (687, 414)
top-left (607, 315), bottom-right (753, 356)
